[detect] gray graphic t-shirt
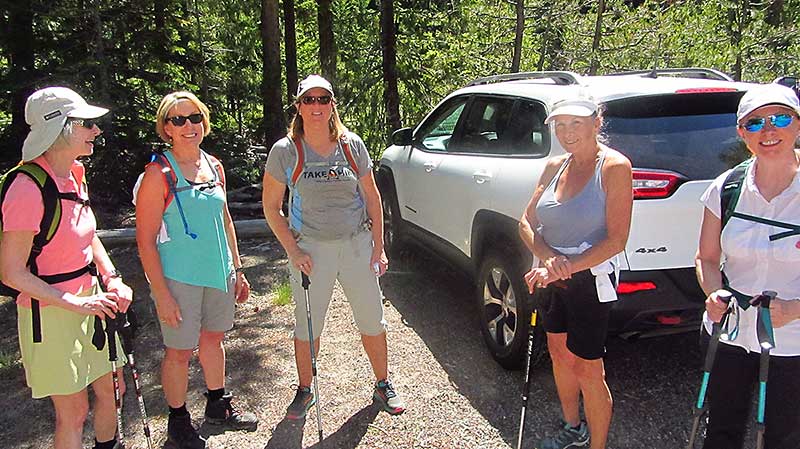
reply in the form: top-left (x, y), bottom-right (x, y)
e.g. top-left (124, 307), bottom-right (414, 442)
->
top-left (265, 132), bottom-right (372, 240)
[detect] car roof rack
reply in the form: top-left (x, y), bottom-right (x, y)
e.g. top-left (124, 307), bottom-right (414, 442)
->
top-left (467, 71), bottom-right (582, 87)
top-left (607, 68), bottom-right (734, 82)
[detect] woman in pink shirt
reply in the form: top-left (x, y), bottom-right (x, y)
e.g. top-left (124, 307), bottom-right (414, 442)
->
top-left (0, 87), bottom-right (133, 449)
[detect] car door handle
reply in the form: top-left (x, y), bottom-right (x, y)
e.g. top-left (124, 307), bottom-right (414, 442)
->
top-left (473, 170), bottom-right (492, 184)
top-left (424, 161), bottom-right (438, 172)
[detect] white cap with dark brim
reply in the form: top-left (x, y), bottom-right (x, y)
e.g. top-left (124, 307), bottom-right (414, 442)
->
top-left (22, 87), bottom-right (109, 162)
top-left (736, 83), bottom-right (800, 123)
top-left (544, 98), bottom-right (599, 124)
top-left (296, 75), bottom-right (334, 99)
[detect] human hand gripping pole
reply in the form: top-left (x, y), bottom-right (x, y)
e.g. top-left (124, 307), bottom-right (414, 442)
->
top-left (301, 272), bottom-right (324, 447)
top-left (686, 289), bottom-right (733, 449)
top-left (750, 290), bottom-right (777, 449)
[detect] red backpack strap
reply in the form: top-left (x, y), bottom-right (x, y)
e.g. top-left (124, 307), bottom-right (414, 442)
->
top-left (290, 135), bottom-right (305, 186)
top-left (341, 134), bottom-right (360, 178)
top-left (148, 153), bottom-right (179, 209)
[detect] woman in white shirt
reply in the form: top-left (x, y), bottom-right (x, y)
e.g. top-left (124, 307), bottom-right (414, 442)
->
top-left (696, 83), bottom-right (800, 449)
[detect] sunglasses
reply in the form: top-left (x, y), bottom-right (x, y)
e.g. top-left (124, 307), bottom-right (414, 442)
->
top-left (741, 113), bottom-right (794, 133)
top-left (165, 113), bottom-right (204, 127)
top-left (301, 95), bottom-right (332, 105)
top-left (69, 118), bottom-right (98, 129)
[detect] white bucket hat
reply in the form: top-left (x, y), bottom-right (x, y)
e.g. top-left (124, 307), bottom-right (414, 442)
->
top-left (22, 87), bottom-right (109, 162)
top-left (736, 83), bottom-right (800, 123)
top-left (545, 98), bottom-right (599, 124)
top-left (296, 75), bottom-right (334, 99)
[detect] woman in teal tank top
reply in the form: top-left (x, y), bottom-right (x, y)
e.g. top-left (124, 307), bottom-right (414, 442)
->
top-left (519, 97), bottom-right (633, 449)
top-left (135, 91), bottom-right (258, 448)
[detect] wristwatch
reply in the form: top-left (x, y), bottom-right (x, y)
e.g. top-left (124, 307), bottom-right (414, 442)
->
top-left (105, 269), bottom-right (122, 280)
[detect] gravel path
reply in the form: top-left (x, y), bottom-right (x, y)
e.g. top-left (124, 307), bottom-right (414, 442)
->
top-left (0, 238), bottom-right (742, 449)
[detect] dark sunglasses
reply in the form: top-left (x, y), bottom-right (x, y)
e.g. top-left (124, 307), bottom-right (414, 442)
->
top-left (165, 113), bottom-right (204, 127)
top-left (301, 95), bottom-right (332, 105)
top-left (741, 113), bottom-right (794, 133)
top-left (69, 118), bottom-right (98, 129)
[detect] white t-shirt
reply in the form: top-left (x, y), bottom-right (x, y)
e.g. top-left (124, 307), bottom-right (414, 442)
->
top-left (700, 158), bottom-right (800, 356)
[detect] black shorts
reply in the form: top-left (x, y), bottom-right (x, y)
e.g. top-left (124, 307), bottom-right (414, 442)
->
top-left (535, 269), bottom-right (613, 360)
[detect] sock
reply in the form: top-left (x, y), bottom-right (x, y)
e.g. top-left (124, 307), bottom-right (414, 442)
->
top-left (169, 404), bottom-right (189, 417)
top-left (207, 387), bottom-right (225, 402)
top-left (94, 438), bottom-right (117, 449)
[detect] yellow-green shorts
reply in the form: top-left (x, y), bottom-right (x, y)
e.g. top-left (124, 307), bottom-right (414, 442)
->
top-left (18, 301), bottom-right (126, 399)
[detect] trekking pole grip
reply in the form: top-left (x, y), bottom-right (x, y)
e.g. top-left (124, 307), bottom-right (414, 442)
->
top-left (302, 272), bottom-right (310, 289)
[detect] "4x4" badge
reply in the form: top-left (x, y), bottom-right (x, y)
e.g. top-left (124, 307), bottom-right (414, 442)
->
top-left (635, 246), bottom-right (667, 253)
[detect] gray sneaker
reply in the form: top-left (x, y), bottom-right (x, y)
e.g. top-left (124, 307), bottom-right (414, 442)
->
top-left (373, 379), bottom-right (405, 415)
top-left (285, 386), bottom-right (316, 420)
top-left (537, 420), bottom-right (590, 449)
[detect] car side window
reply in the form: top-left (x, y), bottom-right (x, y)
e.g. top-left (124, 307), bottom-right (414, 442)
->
top-left (415, 97), bottom-right (469, 152)
top-left (450, 96), bottom-right (515, 154)
top-left (502, 100), bottom-right (549, 156)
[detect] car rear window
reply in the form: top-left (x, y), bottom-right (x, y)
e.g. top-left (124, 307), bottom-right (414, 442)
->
top-left (602, 92), bottom-right (749, 180)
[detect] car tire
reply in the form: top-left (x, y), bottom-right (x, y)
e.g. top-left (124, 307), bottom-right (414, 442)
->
top-left (476, 247), bottom-right (546, 370)
top-left (379, 177), bottom-right (404, 258)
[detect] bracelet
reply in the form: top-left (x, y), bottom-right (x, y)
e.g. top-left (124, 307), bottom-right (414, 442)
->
top-left (103, 269), bottom-right (122, 284)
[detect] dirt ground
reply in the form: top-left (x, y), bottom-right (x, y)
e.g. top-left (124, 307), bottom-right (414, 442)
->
top-left (0, 237), bottom-right (725, 449)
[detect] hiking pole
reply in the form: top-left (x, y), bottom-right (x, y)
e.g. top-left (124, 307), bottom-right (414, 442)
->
top-left (750, 290), bottom-right (776, 449)
top-left (301, 272), bottom-right (324, 447)
top-left (105, 313), bottom-right (126, 449)
top-left (516, 308), bottom-right (539, 449)
top-left (119, 310), bottom-right (154, 449)
top-left (687, 289), bottom-right (733, 449)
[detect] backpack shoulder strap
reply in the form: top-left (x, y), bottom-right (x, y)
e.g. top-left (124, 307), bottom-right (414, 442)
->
top-left (290, 135), bottom-right (305, 187)
top-left (1, 163), bottom-right (63, 248)
top-left (149, 152), bottom-right (180, 208)
top-left (204, 153), bottom-right (226, 188)
top-left (720, 159), bottom-right (753, 230)
top-left (340, 134), bottom-right (360, 178)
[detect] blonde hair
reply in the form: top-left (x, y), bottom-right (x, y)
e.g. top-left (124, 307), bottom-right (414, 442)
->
top-left (155, 91), bottom-right (211, 143)
top-left (288, 97), bottom-right (348, 141)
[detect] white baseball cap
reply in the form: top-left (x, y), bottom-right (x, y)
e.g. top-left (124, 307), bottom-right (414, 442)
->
top-left (544, 98), bottom-right (599, 124)
top-left (22, 87), bottom-right (109, 161)
top-left (736, 84), bottom-right (800, 123)
top-left (296, 75), bottom-right (334, 99)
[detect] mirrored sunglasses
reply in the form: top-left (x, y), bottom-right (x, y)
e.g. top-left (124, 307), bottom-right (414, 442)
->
top-left (301, 95), bottom-right (332, 105)
top-left (69, 118), bottom-right (98, 130)
top-left (165, 113), bottom-right (204, 127)
top-left (741, 113), bottom-right (794, 133)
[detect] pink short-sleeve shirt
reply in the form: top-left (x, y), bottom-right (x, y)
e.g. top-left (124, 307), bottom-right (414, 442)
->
top-left (2, 156), bottom-right (96, 308)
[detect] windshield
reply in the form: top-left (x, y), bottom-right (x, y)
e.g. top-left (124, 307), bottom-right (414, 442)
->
top-left (603, 92), bottom-right (749, 180)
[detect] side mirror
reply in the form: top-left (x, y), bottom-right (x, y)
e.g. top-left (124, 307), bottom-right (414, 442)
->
top-left (391, 127), bottom-right (413, 146)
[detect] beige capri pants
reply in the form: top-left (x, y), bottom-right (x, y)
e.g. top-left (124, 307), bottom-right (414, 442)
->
top-left (290, 230), bottom-right (387, 340)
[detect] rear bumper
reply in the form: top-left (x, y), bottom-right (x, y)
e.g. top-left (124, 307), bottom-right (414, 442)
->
top-left (609, 268), bottom-right (705, 334)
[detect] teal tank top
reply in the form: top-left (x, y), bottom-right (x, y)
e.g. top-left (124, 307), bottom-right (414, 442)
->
top-left (157, 150), bottom-right (233, 291)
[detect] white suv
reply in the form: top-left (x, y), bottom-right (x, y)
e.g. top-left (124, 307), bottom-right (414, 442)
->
top-left (377, 69), bottom-right (759, 369)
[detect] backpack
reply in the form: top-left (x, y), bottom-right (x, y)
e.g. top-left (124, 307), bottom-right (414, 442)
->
top-left (289, 134), bottom-right (360, 186)
top-left (145, 150), bottom-right (226, 239)
top-left (0, 162), bottom-right (93, 342)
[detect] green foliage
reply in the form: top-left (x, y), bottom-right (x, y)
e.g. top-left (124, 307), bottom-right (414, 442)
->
top-left (271, 280), bottom-right (293, 306)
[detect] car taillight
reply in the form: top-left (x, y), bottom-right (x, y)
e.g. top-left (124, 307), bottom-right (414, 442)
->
top-left (632, 169), bottom-right (685, 199)
top-left (616, 281), bottom-right (657, 294)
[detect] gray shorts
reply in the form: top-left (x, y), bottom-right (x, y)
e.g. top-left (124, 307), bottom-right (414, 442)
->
top-left (153, 274), bottom-right (236, 350)
top-left (291, 230), bottom-right (387, 341)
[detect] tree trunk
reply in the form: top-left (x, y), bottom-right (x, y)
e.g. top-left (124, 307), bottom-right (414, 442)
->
top-left (589, 0), bottom-right (606, 75)
top-left (261, 0), bottom-right (287, 147)
top-left (380, 0), bottom-right (401, 138)
top-left (510, 0), bottom-right (524, 73)
top-left (283, 0), bottom-right (299, 103)
top-left (7, 0), bottom-right (35, 163)
top-left (317, 0), bottom-right (337, 82)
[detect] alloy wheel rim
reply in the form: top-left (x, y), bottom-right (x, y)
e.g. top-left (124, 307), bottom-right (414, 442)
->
top-left (483, 266), bottom-right (518, 349)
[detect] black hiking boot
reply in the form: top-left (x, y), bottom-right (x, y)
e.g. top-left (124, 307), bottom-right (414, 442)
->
top-left (167, 413), bottom-right (207, 449)
top-left (204, 392), bottom-right (259, 431)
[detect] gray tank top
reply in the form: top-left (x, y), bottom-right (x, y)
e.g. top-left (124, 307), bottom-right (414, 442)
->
top-left (535, 151), bottom-right (608, 248)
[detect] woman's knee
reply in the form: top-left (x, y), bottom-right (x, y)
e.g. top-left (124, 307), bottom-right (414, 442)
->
top-left (547, 334), bottom-right (576, 366)
top-left (93, 371), bottom-right (127, 403)
top-left (53, 394), bottom-right (90, 430)
top-left (573, 357), bottom-right (606, 383)
top-left (199, 330), bottom-right (225, 346)
top-left (164, 347), bottom-right (194, 364)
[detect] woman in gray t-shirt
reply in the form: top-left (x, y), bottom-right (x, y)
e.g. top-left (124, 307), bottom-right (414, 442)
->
top-left (263, 75), bottom-right (405, 420)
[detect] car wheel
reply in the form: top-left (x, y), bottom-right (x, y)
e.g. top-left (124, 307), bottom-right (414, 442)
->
top-left (379, 180), bottom-right (404, 257)
top-left (476, 248), bottom-right (546, 370)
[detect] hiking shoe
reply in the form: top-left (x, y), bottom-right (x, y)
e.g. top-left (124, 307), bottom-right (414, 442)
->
top-left (537, 420), bottom-right (590, 449)
top-left (167, 413), bottom-right (207, 449)
top-left (373, 379), bottom-right (405, 415)
top-left (203, 392), bottom-right (259, 431)
top-left (285, 386), bottom-right (316, 420)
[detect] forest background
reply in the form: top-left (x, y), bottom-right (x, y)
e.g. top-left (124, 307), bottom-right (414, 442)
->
top-left (1, 0), bottom-right (798, 216)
